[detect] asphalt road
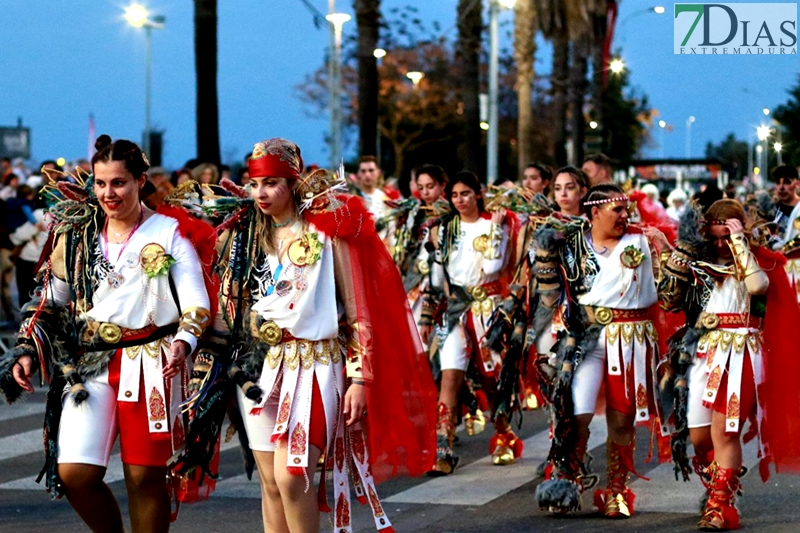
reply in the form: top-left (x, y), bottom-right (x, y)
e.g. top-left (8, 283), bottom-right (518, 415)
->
top-left (3, 391), bottom-right (800, 532)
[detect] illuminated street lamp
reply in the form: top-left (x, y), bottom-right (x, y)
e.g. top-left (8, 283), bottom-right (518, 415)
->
top-left (763, 108), bottom-right (771, 116)
top-left (406, 71), bottom-right (425, 88)
top-left (658, 120), bottom-right (667, 158)
top-left (609, 58), bottom-right (625, 74)
top-left (487, 0), bottom-right (516, 182)
top-left (685, 115), bottom-right (695, 158)
top-left (589, 121), bottom-right (598, 130)
top-left (775, 141), bottom-right (783, 165)
top-left (653, 6), bottom-right (666, 14)
top-left (124, 4), bottom-right (165, 158)
top-left (326, 12), bottom-right (351, 168)
top-left (373, 48), bottom-right (386, 59)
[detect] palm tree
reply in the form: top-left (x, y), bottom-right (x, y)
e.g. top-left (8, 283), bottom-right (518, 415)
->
top-left (193, 0), bottom-right (220, 164)
top-left (354, 0), bottom-right (381, 157)
top-left (456, 0), bottom-right (483, 175)
top-left (513, 0), bottom-right (536, 174)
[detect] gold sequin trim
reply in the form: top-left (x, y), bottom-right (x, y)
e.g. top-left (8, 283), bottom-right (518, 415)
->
top-left (265, 338), bottom-right (342, 370)
top-left (178, 307), bottom-right (211, 339)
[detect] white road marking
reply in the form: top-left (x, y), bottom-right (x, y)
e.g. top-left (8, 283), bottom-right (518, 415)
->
top-left (0, 402), bottom-right (45, 422)
top-left (384, 416), bottom-right (609, 506)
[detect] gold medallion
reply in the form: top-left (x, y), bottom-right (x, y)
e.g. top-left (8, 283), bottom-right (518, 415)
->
top-left (794, 218), bottom-right (800, 231)
top-left (470, 286), bottom-right (488, 302)
top-left (700, 313), bottom-right (720, 330)
top-left (98, 323), bottom-right (123, 344)
top-left (417, 259), bottom-right (430, 275)
top-left (594, 307), bottom-right (614, 326)
top-left (620, 245), bottom-right (645, 269)
top-left (473, 234), bottom-right (490, 253)
top-left (259, 320), bottom-right (284, 346)
top-left (288, 239), bottom-right (308, 266)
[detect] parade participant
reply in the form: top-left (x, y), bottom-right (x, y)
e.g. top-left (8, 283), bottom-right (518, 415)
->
top-left (582, 153), bottom-right (613, 187)
top-left (521, 163), bottom-right (552, 197)
top-left (660, 199), bottom-right (800, 530)
top-left (770, 165), bottom-right (800, 302)
top-left (553, 166), bottom-right (588, 217)
top-left (667, 188), bottom-right (689, 221)
top-left (0, 135), bottom-right (215, 533)
top-left (419, 171), bottom-right (518, 473)
top-left (389, 165), bottom-right (447, 330)
top-left (354, 156), bottom-right (399, 222)
top-left (202, 139), bottom-right (436, 533)
top-left (535, 184), bottom-right (667, 517)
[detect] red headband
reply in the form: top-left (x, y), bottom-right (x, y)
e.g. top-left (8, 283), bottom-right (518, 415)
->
top-left (248, 138), bottom-right (303, 179)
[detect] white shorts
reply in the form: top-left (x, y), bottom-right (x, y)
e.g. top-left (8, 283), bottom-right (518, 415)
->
top-left (571, 335), bottom-right (606, 416)
top-left (687, 356), bottom-right (713, 429)
top-left (236, 386), bottom-right (279, 453)
top-left (439, 323), bottom-right (470, 372)
top-left (57, 370), bottom-right (118, 467)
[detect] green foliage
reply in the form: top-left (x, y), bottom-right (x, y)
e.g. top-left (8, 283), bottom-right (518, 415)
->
top-left (704, 133), bottom-right (749, 181)
top-left (600, 67), bottom-right (653, 166)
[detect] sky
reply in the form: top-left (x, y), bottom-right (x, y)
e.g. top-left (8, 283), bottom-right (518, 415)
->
top-left (1, 1), bottom-right (798, 171)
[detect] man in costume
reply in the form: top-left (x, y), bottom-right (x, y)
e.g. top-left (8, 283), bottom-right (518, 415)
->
top-left (660, 198), bottom-right (800, 530)
top-left (534, 184), bottom-right (669, 518)
top-left (770, 165), bottom-right (800, 303)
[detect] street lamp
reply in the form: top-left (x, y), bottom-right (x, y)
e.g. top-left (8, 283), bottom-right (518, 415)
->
top-left (124, 4), bottom-right (165, 158)
top-left (326, 12), bottom-right (351, 168)
top-left (653, 6), bottom-right (666, 14)
top-left (609, 58), bottom-right (625, 74)
top-left (775, 141), bottom-right (784, 165)
top-left (658, 120), bottom-right (667, 159)
top-left (406, 71), bottom-right (424, 88)
top-left (373, 48), bottom-right (386, 59)
top-left (486, 0), bottom-right (516, 183)
top-left (685, 115), bottom-right (695, 158)
top-left (763, 108), bottom-right (771, 116)
top-left (589, 121), bottom-right (598, 129)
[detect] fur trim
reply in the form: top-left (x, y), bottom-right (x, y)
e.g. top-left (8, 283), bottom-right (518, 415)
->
top-left (304, 194), bottom-right (376, 241)
top-left (535, 478), bottom-right (583, 512)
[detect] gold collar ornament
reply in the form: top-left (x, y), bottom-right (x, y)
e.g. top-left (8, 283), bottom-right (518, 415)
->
top-left (288, 232), bottom-right (324, 267)
top-left (140, 243), bottom-right (177, 279)
top-left (620, 245), bottom-right (645, 269)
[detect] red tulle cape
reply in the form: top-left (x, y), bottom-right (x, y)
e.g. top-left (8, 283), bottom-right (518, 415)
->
top-left (305, 195), bottom-right (438, 482)
top-left (752, 246), bottom-right (800, 478)
top-left (157, 205), bottom-right (220, 321)
top-left (630, 191), bottom-right (678, 244)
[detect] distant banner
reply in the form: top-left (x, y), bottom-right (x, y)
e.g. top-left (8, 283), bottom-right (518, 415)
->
top-left (674, 3), bottom-right (797, 55)
top-left (0, 127), bottom-right (31, 159)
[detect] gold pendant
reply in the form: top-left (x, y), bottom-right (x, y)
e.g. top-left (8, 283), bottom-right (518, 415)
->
top-left (473, 234), bottom-right (490, 253)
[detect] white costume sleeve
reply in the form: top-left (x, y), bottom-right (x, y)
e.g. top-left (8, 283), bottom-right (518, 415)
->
top-left (46, 276), bottom-right (71, 307)
top-left (170, 231), bottom-right (211, 352)
top-left (482, 223), bottom-right (509, 276)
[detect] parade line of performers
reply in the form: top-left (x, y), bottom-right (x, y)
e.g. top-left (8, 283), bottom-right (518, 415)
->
top-left (2, 137), bottom-right (800, 533)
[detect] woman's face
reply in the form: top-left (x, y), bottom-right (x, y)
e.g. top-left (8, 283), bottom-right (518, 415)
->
top-left (591, 200), bottom-right (629, 238)
top-left (416, 173), bottom-right (443, 206)
top-left (251, 176), bottom-right (295, 216)
top-left (553, 173), bottom-right (585, 215)
top-left (199, 167), bottom-right (215, 184)
top-left (707, 224), bottom-right (733, 260)
top-left (177, 171), bottom-right (191, 185)
top-left (522, 167), bottom-right (548, 194)
top-left (450, 182), bottom-right (480, 218)
top-left (93, 160), bottom-right (144, 221)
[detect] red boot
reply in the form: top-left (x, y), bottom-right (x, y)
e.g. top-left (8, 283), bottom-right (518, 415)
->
top-left (489, 414), bottom-right (523, 465)
top-left (594, 439), bottom-right (644, 518)
top-left (697, 462), bottom-right (740, 530)
top-left (430, 403), bottom-right (459, 475)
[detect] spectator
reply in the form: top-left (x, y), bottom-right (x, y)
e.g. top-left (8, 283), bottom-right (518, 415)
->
top-left (666, 188), bottom-right (688, 221)
top-left (1, 157), bottom-right (14, 182)
top-left (0, 173), bottom-right (20, 200)
top-left (219, 164), bottom-right (231, 183)
top-left (521, 162), bottom-right (552, 196)
top-left (192, 162), bottom-right (219, 184)
top-left (143, 166), bottom-right (174, 209)
top-left (237, 167), bottom-right (250, 186)
top-left (582, 153), bottom-right (613, 187)
top-left (10, 194), bottom-right (48, 308)
top-left (171, 168), bottom-right (193, 187)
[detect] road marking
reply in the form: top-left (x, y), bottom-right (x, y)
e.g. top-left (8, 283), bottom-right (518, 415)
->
top-left (0, 429), bottom-right (42, 462)
top-left (632, 436), bottom-right (759, 514)
top-left (0, 438), bottom-right (240, 490)
top-left (0, 402), bottom-right (45, 422)
top-left (384, 416), bottom-right (609, 506)
top-left (212, 470), bottom-right (322, 499)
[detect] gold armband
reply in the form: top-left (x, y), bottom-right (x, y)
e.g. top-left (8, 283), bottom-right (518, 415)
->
top-left (729, 233), bottom-right (762, 279)
top-left (178, 307), bottom-right (211, 339)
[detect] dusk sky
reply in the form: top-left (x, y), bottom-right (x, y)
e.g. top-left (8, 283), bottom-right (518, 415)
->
top-left (1, 1), bottom-right (797, 174)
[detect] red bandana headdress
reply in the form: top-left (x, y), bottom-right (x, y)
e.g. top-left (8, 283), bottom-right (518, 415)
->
top-left (248, 138), bottom-right (304, 179)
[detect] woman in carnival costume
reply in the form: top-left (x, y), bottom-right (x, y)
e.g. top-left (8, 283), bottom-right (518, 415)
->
top-left (534, 183), bottom-right (671, 517)
top-left (193, 138), bottom-right (436, 533)
top-left (386, 164), bottom-right (447, 333)
top-left (0, 135), bottom-right (216, 532)
top-left (419, 171), bottom-right (520, 473)
top-left (660, 199), bottom-right (800, 530)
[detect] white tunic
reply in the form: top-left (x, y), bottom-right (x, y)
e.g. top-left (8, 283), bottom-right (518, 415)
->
top-left (432, 217), bottom-right (508, 289)
top-left (578, 232), bottom-right (657, 310)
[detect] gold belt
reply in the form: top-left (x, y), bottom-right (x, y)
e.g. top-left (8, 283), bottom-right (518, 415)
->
top-left (265, 337), bottom-right (342, 371)
top-left (583, 306), bottom-right (648, 326)
top-left (82, 320), bottom-right (173, 346)
top-left (696, 312), bottom-right (762, 330)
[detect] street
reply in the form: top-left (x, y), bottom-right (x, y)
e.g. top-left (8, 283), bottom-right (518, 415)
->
top-left (3, 391), bottom-right (800, 532)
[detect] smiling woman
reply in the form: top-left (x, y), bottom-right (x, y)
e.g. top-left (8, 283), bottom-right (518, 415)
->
top-left (0, 134), bottom-right (216, 533)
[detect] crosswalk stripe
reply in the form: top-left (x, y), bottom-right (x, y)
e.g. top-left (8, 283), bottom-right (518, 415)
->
top-left (632, 436), bottom-right (759, 514)
top-left (384, 416), bottom-right (609, 506)
top-left (0, 402), bottom-right (45, 422)
top-left (211, 470), bottom-right (324, 499)
top-left (0, 429), bottom-right (42, 462)
top-left (0, 437), bottom-right (241, 490)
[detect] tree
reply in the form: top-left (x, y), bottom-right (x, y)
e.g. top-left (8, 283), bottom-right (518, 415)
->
top-left (601, 64), bottom-right (653, 166)
top-left (193, 0), bottom-right (220, 164)
top-left (354, 0), bottom-right (381, 157)
top-left (705, 133), bottom-right (749, 182)
top-left (774, 74), bottom-right (800, 167)
top-left (456, 0), bottom-right (483, 174)
top-left (513, 0), bottom-right (536, 174)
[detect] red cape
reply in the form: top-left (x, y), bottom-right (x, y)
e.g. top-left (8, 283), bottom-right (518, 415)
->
top-left (752, 246), bottom-right (800, 479)
top-left (306, 195), bottom-right (438, 481)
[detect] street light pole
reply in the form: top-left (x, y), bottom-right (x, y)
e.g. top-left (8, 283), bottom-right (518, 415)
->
top-left (487, 0), bottom-right (500, 183)
top-left (326, 11), bottom-right (351, 169)
top-left (685, 116), bottom-right (695, 158)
